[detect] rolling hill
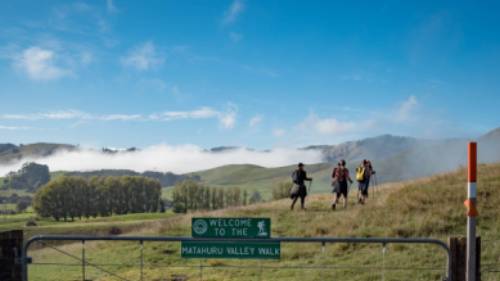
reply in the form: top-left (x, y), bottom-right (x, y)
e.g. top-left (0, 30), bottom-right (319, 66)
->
top-left (189, 163), bottom-right (333, 197)
top-left (0, 143), bottom-right (76, 164)
top-left (18, 163), bottom-right (500, 281)
top-left (191, 128), bottom-right (500, 196)
top-left (1, 127), bottom-right (500, 198)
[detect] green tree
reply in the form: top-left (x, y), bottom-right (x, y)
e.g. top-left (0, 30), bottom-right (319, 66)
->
top-left (34, 175), bottom-right (161, 220)
top-left (90, 177), bottom-right (112, 217)
top-left (34, 176), bottom-right (87, 221)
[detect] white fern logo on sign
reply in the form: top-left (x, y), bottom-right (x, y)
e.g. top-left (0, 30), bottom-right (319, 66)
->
top-left (193, 219), bottom-right (208, 235)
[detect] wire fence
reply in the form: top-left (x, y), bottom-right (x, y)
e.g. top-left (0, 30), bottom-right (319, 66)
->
top-left (23, 236), bottom-right (451, 281)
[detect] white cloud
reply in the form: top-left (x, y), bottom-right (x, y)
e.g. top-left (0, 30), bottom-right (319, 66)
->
top-left (273, 128), bottom-right (286, 137)
top-left (0, 125), bottom-right (33, 130)
top-left (0, 110), bottom-right (87, 120)
top-left (98, 114), bottom-right (142, 121)
top-left (0, 144), bottom-right (323, 176)
top-left (149, 107), bottom-right (219, 121)
top-left (299, 114), bottom-right (358, 135)
top-left (395, 95), bottom-right (418, 122)
top-left (0, 110), bottom-right (142, 122)
top-left (148, 106), bottom-right (237, 129)
top-left (0, 106), bottom-right (237, 128)
top-left (249, 115), bottom-right (263, 127)
top-left (315, 118), bottom-right (356, 134)
top-left (14, 47), bottom-right (69, 80)
top-left (44, 110), bottom-right (88, 120)
top-left (121, 41), bottom-right (165, 71)
top-left (219, 104), bottom-right (237, 129)
top-left (219, 111), bottom-right (236, 129)
top-left (223, 0), bottom-right (245, 25)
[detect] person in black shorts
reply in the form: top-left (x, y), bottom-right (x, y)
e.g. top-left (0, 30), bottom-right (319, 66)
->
top-left (331, 159), bottom-right (353, 210)
top-left (290, 163), bottom-right (313, 210)
top-left (357, 159), bottom-right (375, 204)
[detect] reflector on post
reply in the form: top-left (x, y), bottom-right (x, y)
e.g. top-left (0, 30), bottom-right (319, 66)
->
top-left (468, 142), bottom-right (477, 183)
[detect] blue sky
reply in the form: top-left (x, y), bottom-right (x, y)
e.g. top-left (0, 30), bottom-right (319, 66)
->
top-left (1, 0), bottom-right (500, 149)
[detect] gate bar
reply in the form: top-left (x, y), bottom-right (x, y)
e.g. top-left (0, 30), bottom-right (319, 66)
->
top-left (22, 235), bottom-right (452, 281)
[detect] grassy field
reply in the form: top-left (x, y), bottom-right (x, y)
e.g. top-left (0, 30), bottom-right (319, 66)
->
top-left (0, 212), bottom-right (176, 239)
top-left (7, 163), bottom-right (497, 280)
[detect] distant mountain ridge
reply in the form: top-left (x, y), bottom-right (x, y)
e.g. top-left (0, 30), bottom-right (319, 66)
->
top-left (0, 143), bottom-right (77, 163)
top-left (190, 128), bottom-right (500, 195)
top-left (1, 128), bottom-right (500, 192)
top-left (304, 134), bottom-right (423, 163)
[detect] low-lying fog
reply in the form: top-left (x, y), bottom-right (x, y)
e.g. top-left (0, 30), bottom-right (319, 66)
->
top-left (0, 144), bottom-right (323, 176)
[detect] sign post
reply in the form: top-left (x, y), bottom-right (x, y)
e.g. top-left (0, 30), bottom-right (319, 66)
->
top-left (466, 142), bottom-right (478, 281)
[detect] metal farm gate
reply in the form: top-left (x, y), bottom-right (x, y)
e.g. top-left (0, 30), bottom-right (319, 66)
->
top-left (21, 235), bottom-right (452, 281)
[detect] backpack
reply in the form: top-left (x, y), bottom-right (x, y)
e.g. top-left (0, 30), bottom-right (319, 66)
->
top-left (333, 167), bottom-right (347, 182)
top-left (356, 166), bottom-right (365, 182)
top-left (291, 170), bottom-right (299, 184)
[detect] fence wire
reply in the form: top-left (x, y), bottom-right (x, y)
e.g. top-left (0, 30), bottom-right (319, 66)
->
top-left (25, 238), bottom-right (449, 281)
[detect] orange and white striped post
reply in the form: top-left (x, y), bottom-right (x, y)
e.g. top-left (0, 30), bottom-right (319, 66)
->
top-left (465, 142), bottom-right (478, 281)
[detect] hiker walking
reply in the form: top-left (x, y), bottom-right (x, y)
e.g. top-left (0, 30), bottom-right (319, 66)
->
top-left (290, 162), bottom-right (313, 210)
top-left (331, 159), bottom-right (353, 210)
top-left (356, 159), bottom-right (375, 204)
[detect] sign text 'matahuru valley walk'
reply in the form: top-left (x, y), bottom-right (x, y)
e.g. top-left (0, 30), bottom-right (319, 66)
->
top-left (181, 241), bottom-right (280, 259)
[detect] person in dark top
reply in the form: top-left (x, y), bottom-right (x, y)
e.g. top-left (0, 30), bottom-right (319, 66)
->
top-left (357, 159), bottom-right (375, 204)
top-left (331, 159), bottom-right (353, 210)
top-left (290, 162), bottom-right (313, 210)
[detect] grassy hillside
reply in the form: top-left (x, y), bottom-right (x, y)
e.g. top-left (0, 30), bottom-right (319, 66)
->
top-left (191, 163), bottom-right (334, 198)
top-left (17, 163), bottom-right (500, 281)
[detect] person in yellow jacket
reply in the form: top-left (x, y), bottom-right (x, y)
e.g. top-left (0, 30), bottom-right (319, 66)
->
top-left (356, 159), bottom-right (375, 204)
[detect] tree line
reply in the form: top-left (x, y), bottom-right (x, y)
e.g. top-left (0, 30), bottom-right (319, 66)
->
top-left (172, 180), bottom-right (263, 213)
top-left (33, 176), bottom-right (161, 221)
top-left (67, 169), bottom-right (200, 187)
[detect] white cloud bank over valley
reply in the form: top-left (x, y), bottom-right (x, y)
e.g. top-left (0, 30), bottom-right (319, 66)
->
top-left (0, 144), bottom-right (323, 176)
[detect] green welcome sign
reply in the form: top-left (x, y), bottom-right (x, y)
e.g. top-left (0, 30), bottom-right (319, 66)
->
top-left (191, 217), bottom-right (271, 239)
top-left (181, 241), bottom-right (280, 259)
top-left (183, 217), bottom-right (278, 260)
